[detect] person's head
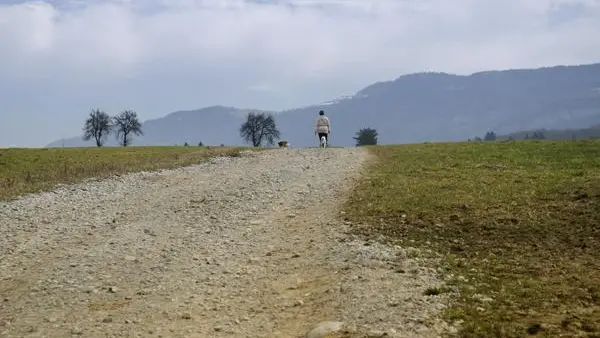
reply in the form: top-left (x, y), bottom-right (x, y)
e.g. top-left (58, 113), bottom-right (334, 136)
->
top-left (319, 110), bottom-right (325, 116)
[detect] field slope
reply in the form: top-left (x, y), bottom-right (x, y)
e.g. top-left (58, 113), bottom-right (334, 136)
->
top-left (345, 140), bottom-right (600, 337)
top-left (0, 146), bottom-right (250, 201)
top-left (0, 148), bottom-right (452, 337)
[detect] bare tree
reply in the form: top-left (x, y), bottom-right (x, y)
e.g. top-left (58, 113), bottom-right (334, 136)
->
top-left (82, 109), bottom-right (112, 147)
top-left (113, 110), bottom-right (143, 146)
top-left (240, 112), bottom-right (280, 147)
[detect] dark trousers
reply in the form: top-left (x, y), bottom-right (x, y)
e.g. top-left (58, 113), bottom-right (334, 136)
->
top-left (318, 133), bottom-right (328, 143)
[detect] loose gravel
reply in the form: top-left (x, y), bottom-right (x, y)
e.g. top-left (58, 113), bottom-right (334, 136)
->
top-left (0, 147), bottom-right (453, 338)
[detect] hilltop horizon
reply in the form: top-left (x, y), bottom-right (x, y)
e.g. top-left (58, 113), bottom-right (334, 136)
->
top-left (43, 62), bottom-right (600, 148)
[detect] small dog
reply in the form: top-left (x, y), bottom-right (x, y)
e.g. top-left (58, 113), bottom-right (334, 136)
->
top-left (320, 136), bottom-right (327, 148)
top-left (278, 140), bottom-right (289, 148)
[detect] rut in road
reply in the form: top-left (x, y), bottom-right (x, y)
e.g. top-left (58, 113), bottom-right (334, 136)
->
top-left (0, 148), bottom-right (452, 338)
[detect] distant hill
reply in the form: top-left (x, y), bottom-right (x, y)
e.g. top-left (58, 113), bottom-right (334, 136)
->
top-left (47, 63), bottom-right (600, 148)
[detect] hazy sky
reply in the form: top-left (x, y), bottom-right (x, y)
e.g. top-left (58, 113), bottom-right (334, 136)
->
top-left (1, 0), bottom-right (600, 147)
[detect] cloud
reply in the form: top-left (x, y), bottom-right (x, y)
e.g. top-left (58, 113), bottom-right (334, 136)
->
top-left (1, 0), bottom-right (600, 146)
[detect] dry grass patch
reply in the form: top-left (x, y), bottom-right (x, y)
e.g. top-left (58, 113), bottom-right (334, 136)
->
top-left (345, 140), bottom-right (600, 337)
top-left (0, 146), bottom-right (257, 201)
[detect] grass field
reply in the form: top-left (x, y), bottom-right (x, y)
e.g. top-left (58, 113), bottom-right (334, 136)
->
top-left (345, 140), bottom-right (600, 338)
top-left (0, 146), bottom-right (254, 201)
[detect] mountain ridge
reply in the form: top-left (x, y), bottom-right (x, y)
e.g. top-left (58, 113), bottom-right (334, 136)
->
top-left (46, 62), bottom-right (600, 148)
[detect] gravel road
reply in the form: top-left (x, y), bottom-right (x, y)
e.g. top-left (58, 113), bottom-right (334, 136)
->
top-left (0, 148), bottom-right (452, 338)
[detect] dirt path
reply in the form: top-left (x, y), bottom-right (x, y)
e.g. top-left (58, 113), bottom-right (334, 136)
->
top-left (0, 148), bottom-right (451, 338)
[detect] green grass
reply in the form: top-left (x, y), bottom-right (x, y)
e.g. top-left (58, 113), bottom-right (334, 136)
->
top-left (0, 146), bottom-right (257, 201)
top-left (345, 140), bottom-right (600, 338)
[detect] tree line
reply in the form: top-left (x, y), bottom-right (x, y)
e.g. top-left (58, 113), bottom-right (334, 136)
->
top-left (469, 130), bottom-right (547, 142)
top-left (83, 109), bottom-right (379, 147)
top-left (497, 126), bottom-right (600, 141)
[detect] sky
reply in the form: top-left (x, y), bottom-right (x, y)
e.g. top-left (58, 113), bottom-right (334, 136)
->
top-left (1, 0), bottom-right (600, 147)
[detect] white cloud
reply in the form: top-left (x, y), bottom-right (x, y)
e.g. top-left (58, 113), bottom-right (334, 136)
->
top-left (1, 0), bottom-right (600, 146)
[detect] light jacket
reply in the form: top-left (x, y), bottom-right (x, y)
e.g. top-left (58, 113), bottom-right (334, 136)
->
top-left (315, 116), bottom-right (331, 134)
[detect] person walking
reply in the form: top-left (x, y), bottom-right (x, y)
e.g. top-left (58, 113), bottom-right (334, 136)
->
top-left (314, 110), bottom-right (331, 147)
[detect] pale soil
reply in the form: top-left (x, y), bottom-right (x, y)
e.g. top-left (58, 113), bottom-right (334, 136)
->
top-left (0, 148), bottom-right (453, 338)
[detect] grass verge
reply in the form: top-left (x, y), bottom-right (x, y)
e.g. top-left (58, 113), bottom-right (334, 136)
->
top-left (0, 146), bottom-right (257, 201)
top-left (344, 140), bottom-right (600, 337)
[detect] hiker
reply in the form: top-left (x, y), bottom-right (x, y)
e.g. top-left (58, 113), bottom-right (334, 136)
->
top-left (315, 110), bottom-right (331, 146)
